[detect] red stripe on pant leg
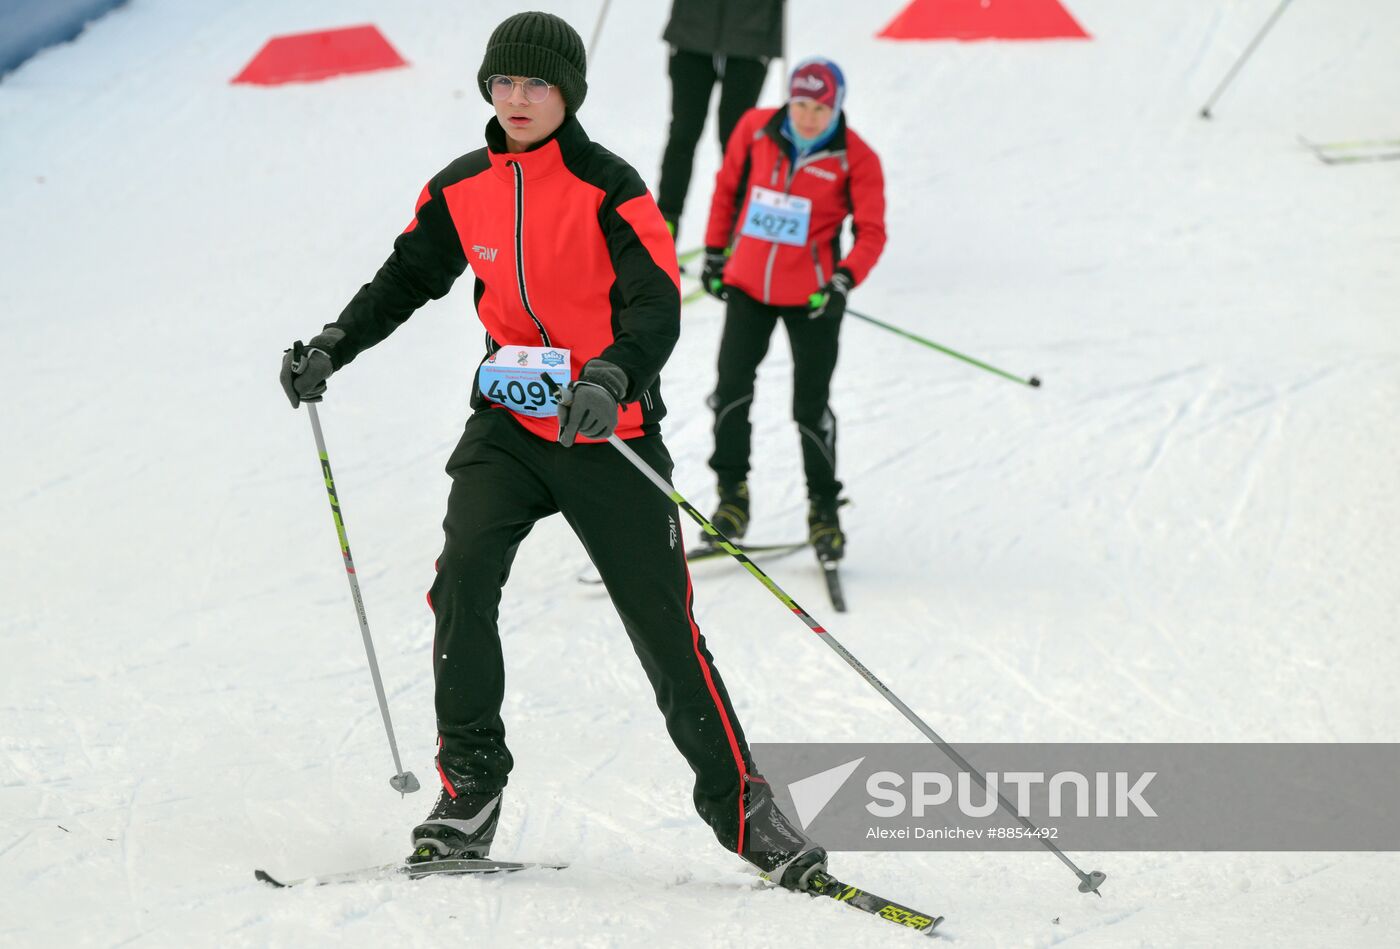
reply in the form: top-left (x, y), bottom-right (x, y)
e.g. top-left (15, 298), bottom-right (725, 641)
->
top-left (683, 564), bottom-right (750, 853)
top-left (436, 736), bottom-right (457, 798)
top-left (432, 581), bottom-right (452, 797)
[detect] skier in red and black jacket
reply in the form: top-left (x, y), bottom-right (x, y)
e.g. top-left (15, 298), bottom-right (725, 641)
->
top-left (700, 57), bottom-right (887, 563)
top-left (278, 12), bottom-right (825, 892)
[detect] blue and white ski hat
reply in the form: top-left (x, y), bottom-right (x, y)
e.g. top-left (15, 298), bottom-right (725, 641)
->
top-left (788, 56), bottom-right (846, 115)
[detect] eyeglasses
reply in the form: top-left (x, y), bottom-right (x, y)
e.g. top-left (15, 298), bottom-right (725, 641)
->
top-left (485, 75), bottom-right (554, 103)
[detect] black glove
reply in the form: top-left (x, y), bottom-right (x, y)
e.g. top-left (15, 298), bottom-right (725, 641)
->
top-left (557, 359), bottom-right (629, 447)
top-left (808, 269), bottom-right (854, 321)
top-left (280, 328), bottom-right (344, 408)
top-left (700, 247), bottom-right (729, 301)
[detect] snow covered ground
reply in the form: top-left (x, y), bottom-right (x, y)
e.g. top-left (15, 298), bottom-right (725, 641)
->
top-left (3, 0), bottom-right (1398, 944)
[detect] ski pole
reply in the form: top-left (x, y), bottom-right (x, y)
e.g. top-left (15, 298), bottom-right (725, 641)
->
top-left (1199, 0), bottom-right (1296, 119)
top-left (775, 0), bottom-right (789, 99)
top-left (301, 388), bottom-right (420, 797)
top-left (846, 307), bottom-right (1041, 388)
top-left (608, 431), bottom-right (1103, 895)
top-left (544, 374), bottom-right (1104, 895)
top-left (587, 0), bottom-right (613, 60)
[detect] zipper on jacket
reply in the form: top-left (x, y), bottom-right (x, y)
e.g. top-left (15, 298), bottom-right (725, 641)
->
top-left (508, 160), bottom-right (552, 347)
top-left (753, 140), bottom-right (849, 305)
top-left (761, 149), bottom-right (831, 304)
top-left (761, 155), bottom-right (785, 303)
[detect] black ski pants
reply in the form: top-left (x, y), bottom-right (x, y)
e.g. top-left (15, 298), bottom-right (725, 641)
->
top-left (708, 288), bottom-right (844, 503)
top-left (657, 48), bottom-right (769, 224)
top-left (429, 408), bottom-right (758, 853)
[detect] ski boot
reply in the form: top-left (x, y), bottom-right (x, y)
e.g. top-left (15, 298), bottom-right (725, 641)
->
top-left (741, 779), bottom-right (829, 893)
top-left (408, 788), bottom-right (502, 865)
top-left (703, 480), bottom-right (750, 546)
top-left (807, 496), bottom-right (848, 564)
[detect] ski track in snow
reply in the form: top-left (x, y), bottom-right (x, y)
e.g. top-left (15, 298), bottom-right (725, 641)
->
top-left (3, 0), bottom-right (1400, 945)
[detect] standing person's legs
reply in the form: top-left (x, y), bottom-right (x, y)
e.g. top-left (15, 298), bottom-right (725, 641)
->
top-left (783, 311), bottom-right (844, 504)
top-left (555, 434), bottom-right (826, 884)
top-left (707, 290), bottom-right (781, 491)
top-left (716, 55), bottom-right (769, 151)
top-left (553, 435), bottom-right (751, 849)
top-left (428, 410), bottom-right (558, 794)
top-left (657, 48), bottom-right (719, 228)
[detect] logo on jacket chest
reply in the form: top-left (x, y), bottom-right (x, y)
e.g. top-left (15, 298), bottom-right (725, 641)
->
top-left (803, 165), bottom-right (838, 182)
top-left (472, 244), bottom-right (499, 262)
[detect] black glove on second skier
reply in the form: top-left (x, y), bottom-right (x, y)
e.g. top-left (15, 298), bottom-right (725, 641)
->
top-left (557, 359), bottom-right (629, 447)
top-left (808, 268), bottom-right (854, 321)
top-left (700, 247), bottom-right (729, 301)
top-left (280, 328), bottom-right (344, 408)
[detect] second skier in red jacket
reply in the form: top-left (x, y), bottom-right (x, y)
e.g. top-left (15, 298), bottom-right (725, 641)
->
top-left (700, 57), bottom-right (887, 562)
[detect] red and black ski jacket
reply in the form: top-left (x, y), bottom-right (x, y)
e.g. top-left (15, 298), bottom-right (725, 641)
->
top-left (326, 116), bottom-right (681, 442)
top-left (704, 106), bottom-right (886, 307)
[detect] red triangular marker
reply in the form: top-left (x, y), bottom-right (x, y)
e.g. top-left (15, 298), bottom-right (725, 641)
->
top-left (232, 24), bottom-right (407, 85)
top-left (878, 0), bottom-right (1090, 41)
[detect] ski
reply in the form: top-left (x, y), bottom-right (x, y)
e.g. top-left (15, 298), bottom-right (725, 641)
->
top-left (1315, 150), bottom-right (1400, 166)
top-left (254, 858), bottom-right (938, 933)
top-left (1299, 136), bottom-right (1400, 151)
top-left (1298, 136), bottom-right (1400, 165)
top-left (821, 561), bottom-right (847, 613)
top-left (255, 857), bottom-right (567, 888)
top-left (806, 870), bottom-right (942, 934)
top-left (576, 541), bottom-right (808, 585)
top-left (677, 245), bottom-right (705, 276)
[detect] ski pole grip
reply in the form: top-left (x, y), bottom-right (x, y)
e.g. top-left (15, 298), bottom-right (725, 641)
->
top-left (290, 339), bottom-right (325, 403)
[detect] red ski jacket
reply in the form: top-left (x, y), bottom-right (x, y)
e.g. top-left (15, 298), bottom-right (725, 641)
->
top-left (326, 117), bottom-right (681, 442)
top-left (704, 106), bottom-right (886, 307)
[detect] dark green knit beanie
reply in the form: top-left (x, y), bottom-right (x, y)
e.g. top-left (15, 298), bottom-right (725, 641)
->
top-left (477, 12), bottom-right (587, 115)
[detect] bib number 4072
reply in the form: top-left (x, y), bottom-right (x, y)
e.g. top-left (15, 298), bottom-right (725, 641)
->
top-left (740, 185), bottom-right (812, 247)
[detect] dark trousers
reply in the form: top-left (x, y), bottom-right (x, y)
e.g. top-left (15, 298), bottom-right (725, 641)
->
top-left (657, 48), bottom-right (769, 223)
top-left (708, 289), bottom-right (844, 502)
top-left (428, 408), bottom-right (758, 852)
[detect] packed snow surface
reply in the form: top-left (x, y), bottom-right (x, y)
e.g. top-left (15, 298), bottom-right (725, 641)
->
top-left (2, 0), bottom-right (1398, 945)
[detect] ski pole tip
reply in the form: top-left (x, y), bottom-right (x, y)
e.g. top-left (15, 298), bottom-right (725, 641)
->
top-left (390, 771), bottom-right (421, 795)
top-left (1029, 375), bottom-right (1042, 388)
top-left (1078, 870), bottom-right (1106, 896)
top-left (1199, 107), bottom-right (1212, 120)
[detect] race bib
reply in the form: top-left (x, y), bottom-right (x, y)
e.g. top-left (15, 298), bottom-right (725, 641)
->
top-left (739, 185), bottom-right (812, 247)
top-left (479, 345), bottom-right (571, 417)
